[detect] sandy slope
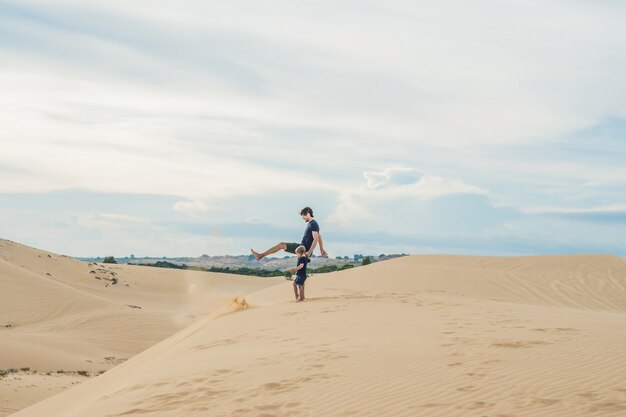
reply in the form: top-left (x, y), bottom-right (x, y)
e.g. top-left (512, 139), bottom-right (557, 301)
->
top-left (10, 253), bottom-right (626, 417)
top-left (0, 239), bottom-right (280, 416)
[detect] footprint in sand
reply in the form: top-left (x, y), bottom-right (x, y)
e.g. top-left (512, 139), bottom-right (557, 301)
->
top-left (530, 397), bottom-right (562, 406)
top-left (491, 340), bottom-right (549, 348)
top-left (421, 402), bottom-right (452, 408)
top-left (464, 401), bottom-right (496, 409)
top-left (533, 327), bottom-right (579, 334)
top-left (466, 372), bottom-right (488, 378)
top-left (577, 392), bottom-right (600, 400)
top-left (191, 339), bottom-right (238, 350)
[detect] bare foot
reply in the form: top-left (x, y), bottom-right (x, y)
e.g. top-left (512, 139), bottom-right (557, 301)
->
top-left (296, 298), bottom-right (302, 302)
top-left (298, 298), bottom-right (304, 302)
top-left (250, 249), bottom-right (262, 261)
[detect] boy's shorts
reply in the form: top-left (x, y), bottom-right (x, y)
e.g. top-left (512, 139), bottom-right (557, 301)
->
top-left (294, 275), bottom-right (307, 286)
top-left (285, 242), bottom-right (300, 254)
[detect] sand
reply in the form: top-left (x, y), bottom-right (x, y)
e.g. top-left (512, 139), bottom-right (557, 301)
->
top-left (0, 239), bottom-right (280, 415)
top-left (4, 240), bottom-right (626, 416)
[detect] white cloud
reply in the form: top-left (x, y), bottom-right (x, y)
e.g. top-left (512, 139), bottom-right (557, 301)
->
top-left (329, 166), bottom-right (488, 228)
top-left (2, 0), bottom-right (625, 163)
top-left (245, 217), bottom-right (266, 224)
top-left (362, 166), bottom-right (486, 199)
top-left (523, 204), bottom-right (626, 215)
top-left (327, 193), bottom-right (377, 228)
top-left (363, 167), bottom-right (423, 189)
top-left (72, 213), bottom-right (150, 231)
top-left (173, 200), bottom-right (212, 216)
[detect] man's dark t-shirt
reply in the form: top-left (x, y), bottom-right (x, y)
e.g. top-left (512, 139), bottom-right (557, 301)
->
top-left (301, 219), bottom-right (320, 251)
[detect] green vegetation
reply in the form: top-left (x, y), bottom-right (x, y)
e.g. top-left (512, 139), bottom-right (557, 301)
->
top-left (202, 266), bottom-right (286, 277)
top-left (362, 256), bottom-right (372, 266)
top-left (102, 256), bottom-right (117, 264)
top-left (147, 261), bottom-right (185, 269)
top-left (308, 264), bottom-right (356, 273)
top-left (131, 261), bottom-right (286, 277)
top-left (0, 368), bottom-right (19, 378)
top-left (130, 260), bottom-right (359, 277)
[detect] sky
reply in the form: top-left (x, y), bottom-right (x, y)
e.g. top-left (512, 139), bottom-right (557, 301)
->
top-left (1, 0), bottom-right (625, 257)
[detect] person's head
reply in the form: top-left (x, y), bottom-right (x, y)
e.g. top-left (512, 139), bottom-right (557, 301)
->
top-left (300, 206), bottom-right (314, 221)
top-left (295, 245), bottom-right (306, 256)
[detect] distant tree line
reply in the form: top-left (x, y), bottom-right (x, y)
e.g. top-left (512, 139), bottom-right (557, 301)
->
top-left (128, 260), bottom-right (358, 278)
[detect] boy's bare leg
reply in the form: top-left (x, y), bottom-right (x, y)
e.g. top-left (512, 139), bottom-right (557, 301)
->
top-left (299, 284), bottom-right (305, 301)
top-left (251, 242), bottom-right (287, 261)
top-left (296, 285), bottom-right (304, 302)
top-left (293, 283), bottom-right (299, 300)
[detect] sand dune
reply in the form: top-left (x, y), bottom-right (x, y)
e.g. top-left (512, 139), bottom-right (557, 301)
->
top-left (0, 239), bottom-right (280, 416)
top-left (8, 251), bottom-right (626, 417)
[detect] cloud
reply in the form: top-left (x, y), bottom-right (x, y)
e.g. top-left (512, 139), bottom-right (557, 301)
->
top-left (324, 227), bottom-right (625, 257)
top-left (329, 166), bottom-right (490, 229)
top-left (363, 167), bottom-right (423, 189)
top-left (173, 200), bottom-right (212, 216)
top-left (1, 2), bottom-right (625, 204)
top-left (245, 217), bottom-right (266, 224)
top-left (525, 205), bottom-right (626, 223)
top-left (363, 166), bottom-right (486, 197)
top-left (71, 213), bottom-right (151, 231)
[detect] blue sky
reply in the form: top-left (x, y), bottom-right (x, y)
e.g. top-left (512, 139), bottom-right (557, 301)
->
top-left (1, 0), bottom-right (625, 257)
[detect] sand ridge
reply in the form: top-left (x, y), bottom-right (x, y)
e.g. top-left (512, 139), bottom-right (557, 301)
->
top-left (0, 239), bottom-right (280, 415)
top-left (8, 252), bottom-right (626, 417)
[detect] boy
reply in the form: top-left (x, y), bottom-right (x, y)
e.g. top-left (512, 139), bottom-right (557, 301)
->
top-left (290, 245), bottom-right (309, 302)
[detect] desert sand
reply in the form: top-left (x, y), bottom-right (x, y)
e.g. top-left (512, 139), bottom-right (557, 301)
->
top-left (0, 239), bottom-right (280, 416)
top-left (3, 240), bottom-right (626, 416)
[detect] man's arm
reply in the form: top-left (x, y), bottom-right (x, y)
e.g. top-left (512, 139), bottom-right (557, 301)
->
top-left (318, 233), bottom-right (328, 257)
top-left (307, 231), bottom-right (320, 257)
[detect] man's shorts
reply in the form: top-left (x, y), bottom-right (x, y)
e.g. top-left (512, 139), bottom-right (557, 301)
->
top-left (294, 275), bottom-right (307, 286)
top-left (285, 242), bottom-right (300, 254)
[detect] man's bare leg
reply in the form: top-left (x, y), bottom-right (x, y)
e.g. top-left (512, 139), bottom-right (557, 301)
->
top-left (251, 242), bottom-right (287, 261)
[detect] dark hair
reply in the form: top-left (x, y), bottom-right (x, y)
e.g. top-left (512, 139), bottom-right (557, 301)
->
top-left (300, 207), bottom-right (314, 217)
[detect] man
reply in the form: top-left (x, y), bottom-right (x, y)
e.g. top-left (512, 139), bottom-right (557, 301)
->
top-left (251, 206), bottom-right (328, 260)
